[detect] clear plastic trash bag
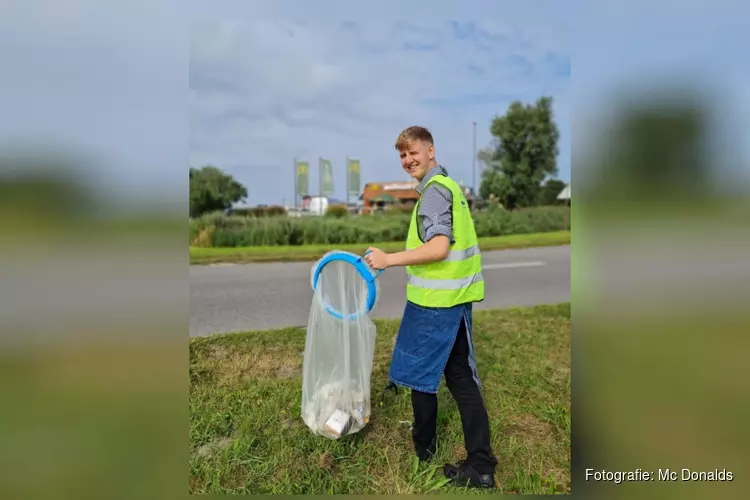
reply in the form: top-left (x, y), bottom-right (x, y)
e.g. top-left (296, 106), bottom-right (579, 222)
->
top-left (301, 251), bottom-right (382, 439)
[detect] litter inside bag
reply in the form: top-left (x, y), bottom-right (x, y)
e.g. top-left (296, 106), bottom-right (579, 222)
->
top-left (301, 251), bottom-right (379, 439)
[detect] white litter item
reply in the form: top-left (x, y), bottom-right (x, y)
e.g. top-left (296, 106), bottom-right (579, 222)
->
top-left (301, 250), bottom-right (383, 439)
top-left (324, 409), bottom-right (351, 438)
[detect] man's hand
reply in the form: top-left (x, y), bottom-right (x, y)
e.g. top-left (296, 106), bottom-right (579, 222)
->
top-left (364, 247), bottom-right (390, 270)
top-left (364, 236), bottom-right (450, 270)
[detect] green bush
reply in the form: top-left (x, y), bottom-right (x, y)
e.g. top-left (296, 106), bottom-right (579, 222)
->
top-left (324, 204), bottom-right (349, 218)
top-left (196, 205), bottom-right (569, 247)
top-left (190, 219), bottom-right (199, 242)
top-left (265, 205), bottom-right (287, 217)
top-left (386, 204), bottom-right (414, 215)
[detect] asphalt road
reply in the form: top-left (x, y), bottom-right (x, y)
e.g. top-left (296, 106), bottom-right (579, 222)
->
top-left (190, 245), bottom-right (570, 337)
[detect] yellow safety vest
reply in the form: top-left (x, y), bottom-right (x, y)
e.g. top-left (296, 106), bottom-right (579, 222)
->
top-left (405, 174), bottom-right (484, 307)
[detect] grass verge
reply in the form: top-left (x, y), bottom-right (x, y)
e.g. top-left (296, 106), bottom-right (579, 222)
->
top-left (190, 230), bottom-right (570, 265)
top-left (189, 303), bottom-right (571, 494)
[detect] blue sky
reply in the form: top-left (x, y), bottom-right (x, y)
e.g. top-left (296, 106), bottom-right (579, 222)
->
top-left (0, 0), bottom-right (746, 211)
top-left (189, 12), bottom-right (571, 206)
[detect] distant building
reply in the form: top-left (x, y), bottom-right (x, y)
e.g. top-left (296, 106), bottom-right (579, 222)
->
top-left (557, 184), bottom-right (570, 201)
top-left (362, 180), bottom-right (420, 210)
top-left (300, 195), bottom-right (349, 215)
top-left (362, 179), bottom-right (477, 211)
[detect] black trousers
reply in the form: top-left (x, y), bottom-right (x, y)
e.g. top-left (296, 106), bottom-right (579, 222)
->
top-left (410, 316), bottom-right (498, 474)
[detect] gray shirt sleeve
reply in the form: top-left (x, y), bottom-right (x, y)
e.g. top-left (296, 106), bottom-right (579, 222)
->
top-left (417, 183), bottom-right (454, 243)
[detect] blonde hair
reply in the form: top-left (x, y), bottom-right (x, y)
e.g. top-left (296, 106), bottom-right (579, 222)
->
top-left (394, 126), bottom-right (434, 151)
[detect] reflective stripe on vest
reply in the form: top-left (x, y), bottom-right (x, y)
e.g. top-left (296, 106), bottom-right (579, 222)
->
top-left (444, 244), bottom-right (480, 262)
top-left (408, 271), bottom-right (484, 290)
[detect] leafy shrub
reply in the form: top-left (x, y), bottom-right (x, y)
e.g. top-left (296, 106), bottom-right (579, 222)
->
top-left (386, 204), bottom-right (414, 215)
top-left (324, 204), bottom-right (349, 218)
top-left (265, 205), bottom-right (287, 217)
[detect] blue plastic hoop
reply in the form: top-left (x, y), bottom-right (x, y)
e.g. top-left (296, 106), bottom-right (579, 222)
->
top-left (311, 251), bottom-right (384, 321)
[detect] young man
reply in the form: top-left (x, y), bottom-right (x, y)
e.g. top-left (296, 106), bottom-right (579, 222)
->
top-left (363, 126), bottom-right (498, 489)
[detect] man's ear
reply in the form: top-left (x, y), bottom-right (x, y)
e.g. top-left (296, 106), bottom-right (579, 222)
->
top-left (428, 143), bottom-right (434, 159)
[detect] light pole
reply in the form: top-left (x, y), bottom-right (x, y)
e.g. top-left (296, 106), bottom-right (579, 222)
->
top-left (472, 121), bottom-right (477, 195)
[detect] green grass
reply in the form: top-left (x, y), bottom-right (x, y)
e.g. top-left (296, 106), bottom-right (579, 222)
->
top-left (189, 303), bottom-right (571, 494)
top-left (190, 230), bottom-right (570, 265)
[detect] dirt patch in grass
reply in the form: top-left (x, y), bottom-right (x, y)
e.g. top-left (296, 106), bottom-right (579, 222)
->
top-left (275, 364), bottom-right (298, 380)
top-left (199, 344), bottom-right (303, 385)
top-left (196, 436), bottom-right (234, 458)
top-left (507, 413), bottom-right (556, 448)
top-left (205, 345), bottom-right (229, 360)
top-left (318, 450), bottom-right (335, 472)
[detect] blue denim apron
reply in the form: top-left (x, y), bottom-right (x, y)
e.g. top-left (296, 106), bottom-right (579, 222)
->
top-left (388, 301), bottom-right (482, 394)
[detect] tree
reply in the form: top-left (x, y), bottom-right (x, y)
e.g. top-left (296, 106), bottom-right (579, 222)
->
top-left (189, 165), bottom-right (248, 217)
top-left (538, 178), bottom-right (567, 206)
top-left (478, 167), bottom-right (504, 201)
top-left (479, 96), bottom-right (560, 209)
top-left (477, 145), bottom-right (503, 200)
top-left (476, 146), bottom-right (495, 171)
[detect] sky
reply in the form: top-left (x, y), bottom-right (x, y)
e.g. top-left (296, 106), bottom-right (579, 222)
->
top-left (0, 0), bottom-right (746, 211)
top-left (189, 15), bottom-right (571, 206)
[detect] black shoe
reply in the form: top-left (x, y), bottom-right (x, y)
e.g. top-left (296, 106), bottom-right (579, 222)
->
top-left (415, 436), bottom-right (437, 463)
top-left (443, 460), bottom-right (495, 488)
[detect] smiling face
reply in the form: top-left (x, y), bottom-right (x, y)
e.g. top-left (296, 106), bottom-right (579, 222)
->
top-left (398, 139), bottom-right (434, 181)
top-left (394, 126), bottom-right (437, 181)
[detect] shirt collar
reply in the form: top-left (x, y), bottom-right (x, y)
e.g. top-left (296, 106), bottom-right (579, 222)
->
top-left (416, 164), bottom-right (447, 194)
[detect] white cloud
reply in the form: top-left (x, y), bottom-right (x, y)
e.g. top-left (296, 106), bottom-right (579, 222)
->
top-left (190, 18), bottom-right (570, 205)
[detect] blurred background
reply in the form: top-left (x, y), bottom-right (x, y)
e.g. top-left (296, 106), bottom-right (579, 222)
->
top-left (571, 1), bottom-right (750, 498)
top-left (1, 0), bottom-right (748, 499)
